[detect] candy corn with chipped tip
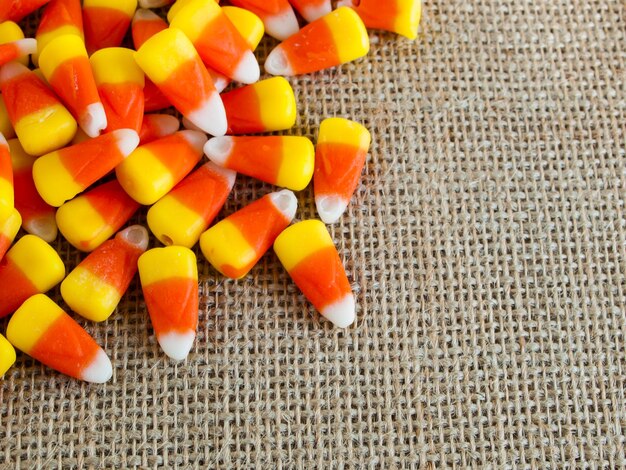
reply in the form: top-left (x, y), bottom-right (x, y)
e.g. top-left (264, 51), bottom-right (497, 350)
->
top-left (0, 208), bottom-right (21, 261)
top-left (61, 225), bottom-right (149, 322)
top-left (138, 246), bottom-right (198, 361)
top-left (221, 77), bottom-right (296, 135)
top-left (39, 34), bottom-right (107, 138)
top-left (90, 48), bottom-right (145, 133)
top-left (0, 234), bottom-right (65, 318)
top-left (8, 138), bottom-right (58, 242)
top-left (116, 130), bottom-right (206, 206)
top-left (56, 179), bottom-right (140, 252)
top-left (229, 0), bottom-right (298, 40)
top-left (265, 7), bottom-right (369, 76)
top-left (0, 62), bottom-right (77, 156)
top-left (0, 333), bottom-right (15, 376)
top-left (139, 114), bottom-right (179, 144)
top-left (0, 21), bottom-right (28, 66)
top-left (7, 294), bottom-right (113, 383)
top-left (170, 0), bottom-right (260, 84)
top-left (34, 0), bottom-right (83, 66)
top-left (0, 0), bottom-right (51, 23)
top-left (274, 220), bottom-right (355, 328)
top-left (314, 118), bottom-right (371, 223)
top-left (337, 0), bottom-right (421, 39)
top-left (288, 0), bottom-right (331, 22)
top-left (0, 133), bottom-right (12, 221)
top-left (131, 9), bottom-right (167, 50)
top-left (200, 190), bottom-right (297, 279)
top-left (205, 136), bottom-right (314, 191)
top-left (147, 162), bottom-right (235, 248)
top-left (0, 94), bottom-right (15, 139)
top-left (33, 128), bottom-right (139, 207)
top-left (0, 38), bottom-right (37, 67)
top-left (135, 28), bottom-right (227, 136)
top-left (82, 0), bottom-right (137, 53)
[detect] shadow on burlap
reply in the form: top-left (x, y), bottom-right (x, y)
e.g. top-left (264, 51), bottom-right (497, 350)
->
top-left (1, 0), bottom-right (625, 467)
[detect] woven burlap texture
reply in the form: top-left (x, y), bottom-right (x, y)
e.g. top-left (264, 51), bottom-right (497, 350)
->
top-left (2, 0), bottom-right (626, 467)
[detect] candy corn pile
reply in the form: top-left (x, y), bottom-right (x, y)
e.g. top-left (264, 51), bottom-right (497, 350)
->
top-left (0, 0), bottom-right (421, 383)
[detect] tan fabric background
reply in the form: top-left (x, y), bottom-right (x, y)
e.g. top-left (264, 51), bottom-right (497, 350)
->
top-left (2, 0), bottom-right (626, 467)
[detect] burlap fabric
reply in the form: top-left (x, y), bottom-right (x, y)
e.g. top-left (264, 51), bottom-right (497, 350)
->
top-left (1, 0), bottom-right (626, 467)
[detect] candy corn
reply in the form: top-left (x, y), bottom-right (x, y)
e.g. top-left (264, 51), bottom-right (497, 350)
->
top-left (314, 118), bottom-right (371, 223)
top-left (0, 234), bottom-right (65, 318)
top-left (0, 21), bottom-right (28, 66)
top-left (147, 162), bottom-right (235, 248)
top-left (139, 114), bottom-right (179, 144)
top-left (0, 208), bottom-right (21, 261)
top-left (0, 133), bottom-right (12, 221)
top-left (0, 94), bottom-right (15, 139)
top-left (337, 0), bottom-right (422, 39)
top-left (222, 6), bottom-right (265, 50)
top-left (288, 0), bottom-right (331, 22)
top-left (131, 9), bottom-right (167, 50)
top-left (116, 130), bottom-right (206, 205)
top-left (135, 28), bottom-right (227, 136)
top-left (0, 38), bottom-right (37, 67)
top-left (0, 0), bottom-right (51, 23)
top-left (229, 0), bottom-right (299, 40)
top-left (90, 47), bottom-right (145, 133)
top-left (170, 0), bottom-right (260, 84)
top-left (61, 225), bottom-right (148, 322)
top-left (274, 220), bottom-right (355, 328)
top-left (39, 34), bottom-right (107, 137)
top-left (221, 77), bottom-right (296, 135)
top-left (205, 136), bottom-right (314, 191)
top-left (8, 138), bottom-right (58, 241)
top-left (138, 246), bottom-right (198, 361)
top-left (82, 0), bottom-right (137, 53)
top-left (34, 0), bottom-right (83, 66)
top-left (265, 7), bottom-right (369, 76)
top-left (56, 179), bottom-right (140, 252)
top-left (200, 190), bottom-right (297, 279)
top-left (0, 333), bottom-right (15, 376)
top-left (0, 62), bottom-right (77, 156)
top-left (143, 79), bottom-right (171, 112)
top-left (7, 294), bottom-right (113, 383)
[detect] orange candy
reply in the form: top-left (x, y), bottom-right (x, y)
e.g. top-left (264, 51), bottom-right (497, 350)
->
top-left (0, 38), bottom-right (37, 67)
top-left (34, 0), bottom-right (84, 65)
top-left (0, 0), bottom-right (51, 23)
top-left (131, 8), bottom-right (167, 50)
top-left (82, 0), bottom-right (137, 53)
top-left (228, 0), bottom-right (298, 40)
top-left (138, 114), bottom-right (179, 144)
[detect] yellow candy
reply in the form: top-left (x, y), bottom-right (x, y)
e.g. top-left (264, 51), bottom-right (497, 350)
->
top-left (0, 21), bottom-right (28, 66)
top-left (0, 94), bottom-right (15, 139)
top-left (0, 208), bottom-right (21, 258)
top-left (90, 47), bottom-right (145, 87)
top-left (0, 333), bottom-right (16, 377)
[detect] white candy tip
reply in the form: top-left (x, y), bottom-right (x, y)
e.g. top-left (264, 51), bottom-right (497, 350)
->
top-left (203, 136), bottom-right (233, 167)
top-left (151, 114), bottom-right (180, 136)
top-left (81, 348), bottom-right (113, 383)
top-left (133, 8), bottom-right (161, 23)
top-left (24, 214), bottom-right (58, 242)
top-left (233, 50), bottom-right (260, 84)
top-left (336, 0), bottom-right (354, 7)
top-left (265, 47), bottom-right (293, 76)
top-left (263, 9), bottom-right (300, 40)
top-left (269, 189), bottom-right (298, 221)
top-left (300, 2), bottom-right (332, 22)
top-left (315, 195), bottom-right (349, 224)
top-left (117, 224), bottom-right (149, 251)
top-left (114, 128), bottom-right (140, 156)
top-left (321, 294), bottom-right (356, 328)
top-left (186, 94), bottom-right (228, 137)
top-left (207, 68), bottom-right (230, 93)
top-left (0, 61), bottom-right (29, 85)
top-left (16, 38), bottom-right (37, 56)
top-left (182, 117), bottom-right (202, 132)
top-left (158, 330), bottom-right (196, 361)
top-left (0, 133), bottom-right (6, 146)
top-left (205, 161), bottom-right (237, 189)
top-left (81, 103), bottom-right (108, 138)
top-left (180, 129), bottom-right (208, 153)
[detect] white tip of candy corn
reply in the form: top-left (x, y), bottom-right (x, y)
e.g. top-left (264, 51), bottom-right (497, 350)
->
top-left (0, 61), bottom-right (29, 85)
top-left (263, 9), bottom-right (300, 40)
top-left (181, 117), bottom-right (202, 132)
top-left (16, 38), bottom-right (37, 56)
top-left (269, 189), bottom-right (298, 221)
top-left (299, 2), bottom-right (332, 22)
top-left (315, 195), bottom-right (349, 224)
top-left (118, 225), bottom-right (149, 251)
top-left (233, 50), bottom-right (260, 84)
top-left (206, 162), bottom-right (237, 189)
top-left (186, 94), bottom-right (228, 137)
top-left (0, 133), bottom-right (6, 146)
top-left (81, 102), bottom-right (108, 138)
top-left (322, 294), bottom-right (356, 328)
top-left (133, 8), bottom-right (161, 24)
top-left (265, 47), bottom-right (294, 76)
top-left (80, 349), bottom-right (113, 383)
top-left (336, 0), bottom-right (355, 7)
top-left (207, 67), bottom-right (230, 93)
top-left (138, 0), bottom-right (170, 7)
top-left (203, 136), bottom-right (233, 166)
top-left (158, 330), bottom-right (196, 361)
top-left (24, 214), bottom-right (58, 242)
top-left (114, 128), bottom-right (141, 156)
top-left (151, 114), bottom-right (180, 136)
top-left (180, 130), bottom-right (208, 153)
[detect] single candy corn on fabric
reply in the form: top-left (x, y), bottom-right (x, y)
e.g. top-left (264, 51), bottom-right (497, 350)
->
top-left (138, 246), bottom-right (198, 361)
top-left (0, 62), bottom-right (77, 156)
top-left (0, 234), bottom-right (65, 318)
top-left (228, 0), bottom-right (298, 40)
top-left (7, 294), bottom-right (113, 383)
top-left (0, 38), bottom-right (37, 68)
top-left (200, 190), bottom-right (297, 279)
top-left (0, 21), bottom-right (28, 66)
top-left (288, 0), bottom-right (331, 22)
top-left (0, 133), bottom-right (13, 222)
top-left (90, 48), bottom-right (145, 133)
top-left (33, 128), bottom-right (139, 207)
top-left (147, 162), bottom-right (235, 248)
top-left (0, 0), bottom-right (51, 23)
top-left (274, 220), bottom-right (355, 328)
top-left (131, 9), bottom-right (167, 50)
top-left (39, 34), bottom-right (107, 137)
top-left (116, 130), bottom-right (206, 206)
top-left (82, 0), bottom-right (137, 53)
top-left (139, 114), bottom-right (179, 144)
top-left (134, 28), bottom-right (227, 137)
top-left (56, 179), bottom-right (140, 252)
top-left (0, 333), bottom-right (15, 376)
top-left (61, 225), bottom-right (148, 322)
top-left (314, 118), bottom-right (371, 223)
top-left (170, 0), bottom-right (260, 84)
top-left (221, 77), bottom-right (296, 135)
top-left (0, 208), bottom-right (21, 261)
top-left (265, 7), bottom-right (369, 76)
top-left (205, 136), bottom-right (314, 191)
top-left (337, 0), bottom-right (421, 39)
top-left (34, 0), bottom-right (83, 66)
